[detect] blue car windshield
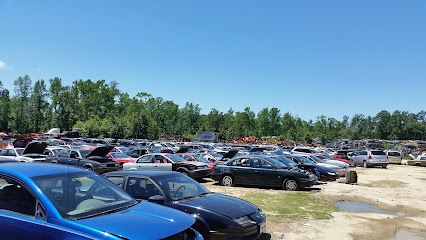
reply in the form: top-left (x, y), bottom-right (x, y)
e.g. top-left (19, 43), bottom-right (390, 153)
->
top-left (33, 172), bottom-right (137, 220)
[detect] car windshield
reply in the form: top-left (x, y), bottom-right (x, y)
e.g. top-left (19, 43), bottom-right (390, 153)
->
top-left (33, 172), bottom-right (136, 220)
top-left (193, 155), bottom-right (209, 163)
top-left (295, 156), bottom-right (316, 165)
top-left (310, 156), bottom-right (325, 163)
top-left (154, 174), bottom-right (210, 201)
top-left (165, 154), bottom-right (185, 162)
top-left (264, 157), bottom-right (288, 168)
top-left (271, 155), bottom-right (298, 168)
top-left (79, 150), bottom-right (91, 157)
top-left (111, 153), bottom-right (130, 158)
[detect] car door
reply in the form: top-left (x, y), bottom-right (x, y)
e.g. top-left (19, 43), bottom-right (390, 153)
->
top-left (250, 158), bottom-right (279, 186)
top-left (230, 158), bottom-right (253, 185)
top-left (133, 155), bottom-right (155, 170)
top-left (53, 150), bottom-right (71, 164)
top-left (0, 175), bottom-right (93, 240)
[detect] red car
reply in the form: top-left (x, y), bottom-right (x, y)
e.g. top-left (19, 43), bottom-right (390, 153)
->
top-left (332, 154), bottom-right (352, 165)
top-left (108, 152), bottom-right (137, 165)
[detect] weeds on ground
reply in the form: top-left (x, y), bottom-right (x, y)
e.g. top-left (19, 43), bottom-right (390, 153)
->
top-left (242, 192), bottom-right (336, 221)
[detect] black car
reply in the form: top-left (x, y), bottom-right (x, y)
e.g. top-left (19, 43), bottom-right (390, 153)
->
top-left (284, 155), bottom-right (340, 181)
top-left (104, 171), bottom-right (267, 240)
top-left (47, 146), bottom-right (121, 173)
top-left (211, 156), bottom-right (317, 191)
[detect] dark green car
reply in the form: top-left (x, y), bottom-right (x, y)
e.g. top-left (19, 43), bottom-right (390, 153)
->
top-left (210, 156), bottom-right (317, 191)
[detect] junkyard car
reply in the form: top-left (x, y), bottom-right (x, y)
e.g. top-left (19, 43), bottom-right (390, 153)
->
top-left (211, 156), bottom-right (317, 191)
top-left (123, 153), bottom-right (211, 179)
top-left (0, 142), bottom-right (48, 163)
top-left (104, 171), bottom-right (266, 240)
top-left (47, 146), bottom-right (121, 173)
top-left (0, 163), bottom-right (203, 240)
top-left (350, 150), bottom-right (388, 168)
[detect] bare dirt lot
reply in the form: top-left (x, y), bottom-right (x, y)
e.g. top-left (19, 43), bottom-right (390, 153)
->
top-left (202, 165), bottom-right (426, 240)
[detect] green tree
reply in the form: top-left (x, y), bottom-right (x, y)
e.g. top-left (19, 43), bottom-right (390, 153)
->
top-left (0, 82), bottom-right (11, 131)
top-left (30, 79), bottom-right (48, 132)
top-left (12, 75), bottom-right (32, 133)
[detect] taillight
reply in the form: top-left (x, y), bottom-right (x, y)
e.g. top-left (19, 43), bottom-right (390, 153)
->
top-left (369, 155), bottom-right (372, 160)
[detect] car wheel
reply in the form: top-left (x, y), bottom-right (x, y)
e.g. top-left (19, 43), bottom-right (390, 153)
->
top-left (382, 165), bottom-right (387, 169)
top-left (84, 166), bottom-right (94, 171)
top-left (363, 161), bottom-right (368, 168)
top-left (282, 178), bottom-right (299, 191)
top-left (221, 175), bottom-right (235, 187)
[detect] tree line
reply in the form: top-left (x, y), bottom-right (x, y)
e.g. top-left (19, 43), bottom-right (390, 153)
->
top-left (0, 75), bottom-right (425, 142)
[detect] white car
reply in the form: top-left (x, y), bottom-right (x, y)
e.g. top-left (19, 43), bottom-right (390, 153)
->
top-left (123, 153), bottom-right (211, 179)
top-left (0, 142), bottom-right (48, 162)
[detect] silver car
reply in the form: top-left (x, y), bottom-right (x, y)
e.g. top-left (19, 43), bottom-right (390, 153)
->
top-left (351, 150), bottom-right (388, 168)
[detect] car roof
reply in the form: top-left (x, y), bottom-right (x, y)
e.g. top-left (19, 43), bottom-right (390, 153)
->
top-left (104, 171), bottom-right (180, 178)
top-left (0, 163), bottom-right (85, 178)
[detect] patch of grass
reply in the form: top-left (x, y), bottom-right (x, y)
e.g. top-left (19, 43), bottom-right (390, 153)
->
top-left (241, 192), bottom-right (336, 221)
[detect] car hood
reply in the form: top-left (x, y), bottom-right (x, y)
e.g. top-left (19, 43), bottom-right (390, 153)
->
top-left (317, 163), bottom-right (342, 169)
top-left (176, 193), bottom-right (257, 219)
top-left (77, 202), bottom-right (194, 239)
top-left (178, 161), bottom-right (208, 167)
top-left (23, 141), bottom-right (48, 155)
top-left (87, 146), bottom-right (114, 157)
top-left (222, 148), bottom-right (239, 160)
top-left (324, 160), bottom-right (348, 167)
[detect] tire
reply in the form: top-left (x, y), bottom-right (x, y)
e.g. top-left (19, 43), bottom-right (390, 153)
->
top-left (282, 178), bottom-right (299, 191)
top-left (220, 175), bottom-right (235, 187)
top-left (363, 161), bottom-right (368, 168)
top-left (382, 165), bottom-right (387, 169)
top-left (50, 161), bottom-right (57, 164)
top-left (84, 166), bottom-right (94, 171)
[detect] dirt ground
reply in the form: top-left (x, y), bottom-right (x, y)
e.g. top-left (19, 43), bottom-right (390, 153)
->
top-left (202, 165), bottom-right (426, 240)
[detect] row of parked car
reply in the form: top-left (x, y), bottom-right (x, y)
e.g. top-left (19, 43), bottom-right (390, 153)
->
top-left (1, 138), bottom-right (421, 240)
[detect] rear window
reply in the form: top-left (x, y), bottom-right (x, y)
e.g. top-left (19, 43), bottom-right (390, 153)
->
top-left (387, 152), bottom-right (401, 157)
top-left (371, 151), bottom-right (386, 156)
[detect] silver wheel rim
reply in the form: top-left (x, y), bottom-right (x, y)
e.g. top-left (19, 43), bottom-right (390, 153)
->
top-left (222, 176), bottom-right (233, 186)
top-left (286, 180), bottom-right (297, 191)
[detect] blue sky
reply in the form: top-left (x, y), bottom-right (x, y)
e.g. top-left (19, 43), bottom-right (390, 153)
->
top-left (0, 0), bottom-right (425, 120)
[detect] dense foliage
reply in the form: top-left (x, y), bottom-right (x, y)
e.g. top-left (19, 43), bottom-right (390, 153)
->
top-left (1, 76), bottom-right (425, 141)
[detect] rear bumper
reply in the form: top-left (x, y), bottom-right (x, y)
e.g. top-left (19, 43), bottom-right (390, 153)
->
top-left (366, 161), bottom-right (388, 166)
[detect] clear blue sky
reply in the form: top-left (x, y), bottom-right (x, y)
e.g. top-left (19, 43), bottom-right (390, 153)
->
top-left (0, 0), bottom-right (425, 120)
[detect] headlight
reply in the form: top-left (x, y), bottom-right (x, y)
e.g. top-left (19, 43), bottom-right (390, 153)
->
top-left (234, 216), bottom-right (256, 227)
top-left (327, 172), bottom-right (336, 176)
top-left (100, 164), bottom-right (107, 167)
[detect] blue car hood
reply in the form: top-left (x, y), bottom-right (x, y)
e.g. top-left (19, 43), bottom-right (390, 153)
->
top-left (176, 193), bottom-right (257, 219)
top-left (77, 201), bottom-right (194, 239)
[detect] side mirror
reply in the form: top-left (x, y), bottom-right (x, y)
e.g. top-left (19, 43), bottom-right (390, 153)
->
top-left (148, 195), bottom-right (166, 205)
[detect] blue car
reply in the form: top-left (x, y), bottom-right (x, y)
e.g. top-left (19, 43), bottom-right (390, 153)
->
top-left (0, 163), bottom-right (203, 240)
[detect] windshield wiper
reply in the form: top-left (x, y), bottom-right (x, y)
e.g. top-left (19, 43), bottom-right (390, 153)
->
top-left (72, 202), bottom-right (138, 220)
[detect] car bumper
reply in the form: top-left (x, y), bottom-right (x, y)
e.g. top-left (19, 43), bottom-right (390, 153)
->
top-left (210, 221), bottom-right (266, 240)
top-left (210, 173), bottom-right (222, 181)
top-left (366, 161), bottom-right (388, 166)
top-left (189, 168), bottom-right (211, 179)
top-left (300, 179), bottom-right (317, 188)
